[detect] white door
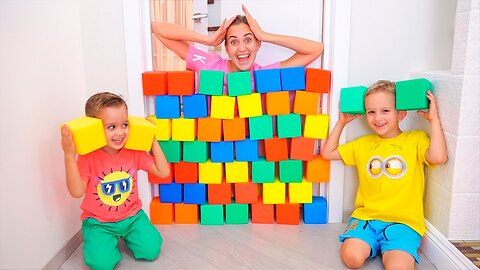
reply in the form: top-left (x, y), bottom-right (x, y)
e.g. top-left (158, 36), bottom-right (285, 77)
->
top-left (124, 0), bottom-right (347, 223)
top-left (192, 0), bottom-right (209, 51)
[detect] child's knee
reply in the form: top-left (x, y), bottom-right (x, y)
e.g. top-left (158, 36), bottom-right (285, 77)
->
top-left (341, 249), bottom-right (366, 269)
top-left (341, 243), bottom-right (369, 269)
top-left (85, 256), bottom-right (120, 270)
top-left (133, 232), bottom-right (163, 261)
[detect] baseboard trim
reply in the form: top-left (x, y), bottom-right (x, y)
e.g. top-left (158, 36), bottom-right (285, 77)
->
top-left (42, 229), bottom-right (83, 270)
top-left (421, 220), bottom-right (477, 270)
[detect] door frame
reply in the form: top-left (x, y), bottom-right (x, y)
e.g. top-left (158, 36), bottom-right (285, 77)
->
top-left (122, 0), bottom-right (352, 223)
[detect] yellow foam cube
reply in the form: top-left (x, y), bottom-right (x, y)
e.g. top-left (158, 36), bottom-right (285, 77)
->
top-left (288, 179), bottom-right (313, 203)
top-left (237, 93), bottom-right (262, 118)
top-left (65, 116), bottom-right (106, 155)
top-left (303, 114), bottom-right (330, 139)
top-left (148, 116), bottom-right (171, 141)
top-left (199, 160), bottom-right (223, 184)
top-left (262, 179), bottom-right (286, 204)
top-left (210, 96), bottom-right (235, 119)
top-left (124, 116), bottom-right (155, 151)
top-left (172, 117), bottom-right (196, 141)
top-left (225, 161), bottom-right (249, 183)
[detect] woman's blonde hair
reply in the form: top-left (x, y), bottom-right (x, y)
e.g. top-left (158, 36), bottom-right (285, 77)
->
top-left (224, 15), bottom-right (252, 45)
top-left (85, 92), bottom-right (127, 118)
top-left (365, 80), bottom-right (396, 97)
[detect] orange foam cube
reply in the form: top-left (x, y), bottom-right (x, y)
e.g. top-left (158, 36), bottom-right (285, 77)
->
top-left (251, 197), bottom-right (274, 224)
top-left (234, 181), bottom-right (259, 204)
top-left (264, 136), bottom-right (288, 162)
top-left (306, 68), bottom-right (331, 94)
top-left (174, 161), bottom-right (198, 184)
top-left (223, 118), bottom-right (246, 141)
top-left (275, 198), bottom-right (300, 225)
top-left (174, 203), bottom-right (199, 224)
top-left (265, 91), bottom-right (290, 116)
top-left (293, 90), bottom-right (320, 115)
top-left (148, 163), bottom-right (173, 184)
top-left (208, 178), bottom-right (232, 205)
top-left (150, 197), bottom-right (174, 224)
top-left (198, 118), bottom-right (222, 142)
top-left (290, 137), bottom-right (315, 161)
top-left (167, 70), bottom-right (195, 96)
top-left (142, 71), bottom-right (167, 96)
top-left (306, 155), bottom-right (330, 182)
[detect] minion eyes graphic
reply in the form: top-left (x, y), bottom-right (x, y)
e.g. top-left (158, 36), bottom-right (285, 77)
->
top-left (367, 155), bottom-right (406, 179)
top-left (101, 177), bottom-right (131, 195)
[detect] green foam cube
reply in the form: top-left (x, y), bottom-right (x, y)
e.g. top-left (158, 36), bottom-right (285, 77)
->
top-left (279, 160), bottom-right (303, 183)
top-left (249, 115), bottom-right (273, 140)
top-left (200, 204), bottom-right (224, 225)
top-left (277, 113), bottom-right (302, 138)
top-left (227, 71), bottom-right (252, 96)
top-left (199, 70), bottom-right (224, 96)
top-left (225, 200), bottom-right (249, 224)
top-left (340, 86), bottom-right (368, 114)
top-left (252, 157), bottom-right (275, 183)
top-left (395, 78), bottom-right (432, 110)
top-left (158, 140), bottom-right (182, 162)
top-left (183, 140), bottom-right (209, 162)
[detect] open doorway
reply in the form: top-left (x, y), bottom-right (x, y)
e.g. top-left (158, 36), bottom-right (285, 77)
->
top-left (140, 0), bottom-right (347, 223)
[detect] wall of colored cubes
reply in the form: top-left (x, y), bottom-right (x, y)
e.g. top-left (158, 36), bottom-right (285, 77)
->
top-left (143, 67), bottom-right (331, 225)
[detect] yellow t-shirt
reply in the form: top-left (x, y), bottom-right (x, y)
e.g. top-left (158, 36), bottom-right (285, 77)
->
top-left (338, 131), bottom-right (432, 236)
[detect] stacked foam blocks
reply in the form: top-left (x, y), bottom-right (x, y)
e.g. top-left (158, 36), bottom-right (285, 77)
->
top-left (143, 67), bottom-right (331, 225)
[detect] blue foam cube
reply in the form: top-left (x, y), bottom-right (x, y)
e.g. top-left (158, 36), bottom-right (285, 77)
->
top-left (159, 182), bottom-right (183, 203)
top-left (303, 196), bottom-right (327, 224)
top-left (254, 69), bottom-right (281, 93)
top-left (155, 95), bottom-right (181, 119)
top-left (183, 184), bottom-right (206, 204)
top-left (235, 138), bottom-right (259, 161)
top-left (183, 94), bottom-right (208, 118)
top-left (280, 67), bottom-right (306, 91)
top-left (211, 140), bottom-right (234, 163)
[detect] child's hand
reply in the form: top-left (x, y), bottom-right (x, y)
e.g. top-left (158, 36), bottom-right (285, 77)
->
top-left (145, 116), bottom-right (155, 125)
top-left (339, 112), bottom-right (361, 125)
top-left (417, 91), bottom-right (440, 122)
top-left (61, 124), bottom-right (76, 156)
top-left (242, 5), bottom-right (267, 41)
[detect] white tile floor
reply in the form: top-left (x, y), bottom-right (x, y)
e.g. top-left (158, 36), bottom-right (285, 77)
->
top-left (60, 223), bottom-right (437, 269)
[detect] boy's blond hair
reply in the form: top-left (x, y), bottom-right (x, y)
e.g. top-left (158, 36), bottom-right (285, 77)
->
top-left (85, 92), bottom-right (127, 118)
top-left (365, 80), bottom-right (396, 97)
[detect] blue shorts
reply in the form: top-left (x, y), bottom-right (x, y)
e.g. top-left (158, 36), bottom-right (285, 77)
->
top-left (339, 217), bottom-right (421, 263)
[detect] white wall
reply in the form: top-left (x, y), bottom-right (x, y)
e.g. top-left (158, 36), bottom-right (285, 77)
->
top-left (343, 0), bottom-right (457, 220)
top-left (0, 0), bottom-right (128, 268)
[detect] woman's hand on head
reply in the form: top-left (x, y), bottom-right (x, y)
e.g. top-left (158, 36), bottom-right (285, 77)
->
top-left (206, 16), bottom-right (236, 46)
top-left (242, 5), bottom-right (266, 41)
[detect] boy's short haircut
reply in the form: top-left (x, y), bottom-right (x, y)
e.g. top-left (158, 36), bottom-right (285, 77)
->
top-left (85, 92), bottom-right (127, 117)
top-left (365, 80), bottom-right (396, 97)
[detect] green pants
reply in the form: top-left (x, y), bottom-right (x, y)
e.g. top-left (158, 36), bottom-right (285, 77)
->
top-left (82, 209), bottom-right (162, 270)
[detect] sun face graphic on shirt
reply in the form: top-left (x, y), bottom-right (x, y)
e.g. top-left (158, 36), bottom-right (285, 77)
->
top-left (94, 169), bottom-right (135, 211)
